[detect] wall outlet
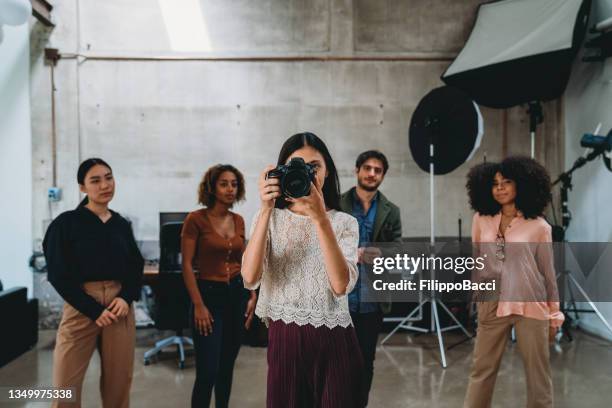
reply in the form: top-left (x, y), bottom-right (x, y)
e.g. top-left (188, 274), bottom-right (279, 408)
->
top-left (48, 187), bottom-right (62, 202)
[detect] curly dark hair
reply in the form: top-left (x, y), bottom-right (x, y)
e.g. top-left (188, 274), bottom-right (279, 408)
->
top-left (198, 164), bottom-right (246, 207)
top-left (466, 156), bottom-right (552, 219)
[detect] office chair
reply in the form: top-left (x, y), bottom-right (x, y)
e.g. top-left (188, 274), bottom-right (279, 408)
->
top-left (143, 222), bottom-right (194, 369)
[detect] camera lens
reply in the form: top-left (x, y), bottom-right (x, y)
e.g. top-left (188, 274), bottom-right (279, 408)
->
top-left (284, 170), bottom-right (310, 198)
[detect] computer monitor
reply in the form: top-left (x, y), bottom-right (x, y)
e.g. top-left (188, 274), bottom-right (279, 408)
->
top-left (159, 212), bottom-right (188, 230)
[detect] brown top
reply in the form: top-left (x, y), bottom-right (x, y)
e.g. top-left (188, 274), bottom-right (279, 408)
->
top-left (181, 208), bottom-right (245, 282)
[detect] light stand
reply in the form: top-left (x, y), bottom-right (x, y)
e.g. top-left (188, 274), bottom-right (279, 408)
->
top-left (381, 119), bottom-right (472, 368)
top-left (553, 142), bottom-right (612, 342)
top-left (527, 101), bottom-right (543, 158)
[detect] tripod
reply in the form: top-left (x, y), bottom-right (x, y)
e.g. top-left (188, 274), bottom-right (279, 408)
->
top-left (380, 140), bottom-right (472, 368)
top-left (553, 155), bottom-right (612, 341)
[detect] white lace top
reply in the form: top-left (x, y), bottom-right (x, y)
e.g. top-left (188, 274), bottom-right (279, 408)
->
top-left (244, 208), bottom-right (359, 329)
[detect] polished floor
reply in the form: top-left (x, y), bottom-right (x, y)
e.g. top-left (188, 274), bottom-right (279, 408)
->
top-left (1, 328), bottom-right (611, 407)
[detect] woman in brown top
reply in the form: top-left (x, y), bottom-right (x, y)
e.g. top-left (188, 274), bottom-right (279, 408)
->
top-left (181, 164), bottom-right (256, 408)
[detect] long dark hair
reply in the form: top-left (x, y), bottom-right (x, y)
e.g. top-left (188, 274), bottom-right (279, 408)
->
top-left (466, 156), bottom-right (551, 219)
top-left (76, 158), bottom-right (112, 208)
top-left (275, 132), bottom-right (341, 210)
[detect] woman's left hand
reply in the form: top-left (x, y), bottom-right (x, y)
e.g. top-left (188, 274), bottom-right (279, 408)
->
top-left (287, 177), bottom-right (327, 223)
top-left (108, 297), bottom-right (130, 318)
top-left (244, 292), bottom-right (257, 330)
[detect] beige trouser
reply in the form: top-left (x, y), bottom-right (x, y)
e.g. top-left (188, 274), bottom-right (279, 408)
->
top-left (52, 280), bottom-right (135, 408)
top-left (464, 302), bottom-right (552, 408)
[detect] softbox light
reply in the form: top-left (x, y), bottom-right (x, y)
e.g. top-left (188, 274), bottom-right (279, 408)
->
top-left (441, 0), bottom-right (591, 109)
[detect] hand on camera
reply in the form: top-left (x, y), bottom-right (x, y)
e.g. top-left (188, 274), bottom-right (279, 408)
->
top-left (287, 176), bottom-right (327, 223)
top-left (259, 165), bottom-right (281, 209)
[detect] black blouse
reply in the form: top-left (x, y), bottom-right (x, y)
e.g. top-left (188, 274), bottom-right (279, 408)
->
top-left (43, 206), bottom-right (144, 321)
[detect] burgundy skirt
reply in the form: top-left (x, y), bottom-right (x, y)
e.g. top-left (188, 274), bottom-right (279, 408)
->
top-left (266, 319), bottom-right (364, 408)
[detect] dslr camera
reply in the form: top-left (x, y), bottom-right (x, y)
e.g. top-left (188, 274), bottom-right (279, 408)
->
top-left (266, 158), bottom-right (316, 198)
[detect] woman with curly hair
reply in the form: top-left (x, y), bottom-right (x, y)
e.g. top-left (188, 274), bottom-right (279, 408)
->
top-left (463, 156), bottom-right (564, 408)
top-left (181, 164), bottom-right (257, 408)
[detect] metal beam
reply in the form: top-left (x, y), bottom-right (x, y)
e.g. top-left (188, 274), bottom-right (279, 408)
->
top-left (55, 53), bottom-right (456, 63)
top-left (31, 0), bottom-right (54, 27)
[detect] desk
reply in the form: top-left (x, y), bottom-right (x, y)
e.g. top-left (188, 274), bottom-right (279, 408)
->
top-left (144, 264), bottom-right (159, 275)
top-left (143, 264), bottom-right (200, 285)
top-left (143, 264), bottom-right (159, 286)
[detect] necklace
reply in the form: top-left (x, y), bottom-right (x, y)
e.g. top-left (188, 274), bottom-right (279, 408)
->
top-left (496, 212), bottom-right (516, 261)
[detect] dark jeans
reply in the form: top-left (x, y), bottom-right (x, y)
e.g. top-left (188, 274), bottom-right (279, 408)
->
top-left (191, 276), bottom-right (249, 408)
top-left (351, 310), bottom-right (383, 407)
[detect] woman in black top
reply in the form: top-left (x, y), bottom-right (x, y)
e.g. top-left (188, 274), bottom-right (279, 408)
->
top-left (43, 158), bottom-right (144, 408)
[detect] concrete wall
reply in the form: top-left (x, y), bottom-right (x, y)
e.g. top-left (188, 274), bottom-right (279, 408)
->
top-left (0, 22), bottom-right (32, 293)
top-left (564, 0), bottom-right (612, 341)
top-left (30, 0), bottom-right (564, 258)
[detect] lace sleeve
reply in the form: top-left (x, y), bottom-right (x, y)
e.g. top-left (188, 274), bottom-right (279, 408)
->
top-left (331, 214), bottom-right (359, 298)
top-left (243, 209), bottom-right (270, 290)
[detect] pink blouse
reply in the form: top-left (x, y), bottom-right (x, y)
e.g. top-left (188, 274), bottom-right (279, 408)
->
top-left (472, 212), bottom-right (564, 328)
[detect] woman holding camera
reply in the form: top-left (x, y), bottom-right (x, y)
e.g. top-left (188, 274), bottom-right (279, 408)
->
top-left (181, 164), bottom-right (257, 408)
top-left (242, 132), bottom-right (363, 408)
top-left (463, 156), bottom-right (564, 408)
top-left (43, 158), bottom-right (144, 408)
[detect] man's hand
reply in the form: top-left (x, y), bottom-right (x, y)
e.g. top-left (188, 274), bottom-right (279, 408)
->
top-left (359, 247), bottom-right (382, 264)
